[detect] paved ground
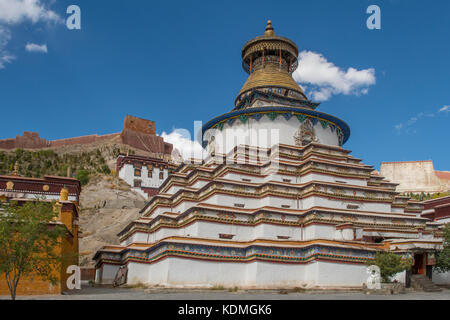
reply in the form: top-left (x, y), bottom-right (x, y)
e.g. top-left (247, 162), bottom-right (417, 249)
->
top-left (1, 286), bottom-right (450, 300)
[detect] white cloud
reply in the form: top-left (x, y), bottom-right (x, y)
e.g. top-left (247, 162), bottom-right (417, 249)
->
top-left (0, 0), bottom-right (61, 24)
top-left (25, 42), bottom-right (47, 53)
top-left (0, 25), bottom-right (14, 68)
top-left (160, 129), bottom-right (204, 161)
top-left (293, 50), bottom-right (376, 101)
top-left (395, 107), bottom-right (448, 133)
top-left (439, 105), bottom-right (450, 113)
top-left (0, 1), bottom-right (61, 69)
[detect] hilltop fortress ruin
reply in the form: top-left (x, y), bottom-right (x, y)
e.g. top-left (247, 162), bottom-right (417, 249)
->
top-left (0, 115), bottom-right (173, 157)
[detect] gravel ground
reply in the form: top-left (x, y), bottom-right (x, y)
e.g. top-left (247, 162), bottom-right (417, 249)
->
top-left (2, 286), bottom-right (450, 300)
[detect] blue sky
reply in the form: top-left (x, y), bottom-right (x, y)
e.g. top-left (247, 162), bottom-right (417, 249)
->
top-left (0, 0), bottom-right (449, 171)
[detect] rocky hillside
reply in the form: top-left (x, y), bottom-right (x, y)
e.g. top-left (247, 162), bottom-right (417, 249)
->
top-left (0, 136), bottom-right (159, 182)
top-left (78, 174), bottom-right (147, 267)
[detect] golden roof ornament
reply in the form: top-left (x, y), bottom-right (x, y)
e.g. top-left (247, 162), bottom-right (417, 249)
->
top-left (60, 186), bottom-right (69, 201)
top-left (12, 161), bottom-right (19, 176)
top-left (264, 20), bottom-right (275, 37)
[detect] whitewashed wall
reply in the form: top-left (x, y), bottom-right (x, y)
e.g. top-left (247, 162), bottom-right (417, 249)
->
top-left (119, 163), bottom-right (168, 190)
top-left (205, 116), bottom-right (340, 155)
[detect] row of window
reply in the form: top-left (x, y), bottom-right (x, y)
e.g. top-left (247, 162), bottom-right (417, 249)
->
top-left (134, 168), bottom-right (165, 179)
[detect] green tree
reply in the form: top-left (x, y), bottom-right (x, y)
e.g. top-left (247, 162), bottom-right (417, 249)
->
top-left (366, 252), bottom-right (413, 282)
top-left (435, 223), bottom-right (450, 273)
top-left (0, 200), bottom-right (69, 300)
top-left (75, 169), bottom-right (90, 186)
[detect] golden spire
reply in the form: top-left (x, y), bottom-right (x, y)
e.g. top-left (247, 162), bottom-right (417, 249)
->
top-left (60, 186), bottom-right (69, 201)
top-left (264, 20), bottom-right (275, 37)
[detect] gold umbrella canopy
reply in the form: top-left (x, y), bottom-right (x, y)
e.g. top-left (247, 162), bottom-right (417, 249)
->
top-left (236, 21), bottom-right (307, 105)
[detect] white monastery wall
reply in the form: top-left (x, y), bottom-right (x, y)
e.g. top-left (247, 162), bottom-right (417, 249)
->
top-left (165, 258), bottom-right (247, 287)
top-left (303, 172), bottom-right (367, 187)
top-left (380, 161), bottom-right (444, 193)
top-left (248, 261), bottom-right (306, 287)
top-left (127, 262), bottom-right (151, 284)
top-left (21, 193), bottom-right (78, 202)
top-left (301, 196), bottom-right (390, 212)
top-left (123, 221), bottom-right (305, 244)
top-left (120, 258), bottom-right (380, 288)
top-left (203, 194), bottom-right (297, 209)
top-left (334, 228), bottom-right (355, 241)
top-left (313, 261), bottom-right (368, 286)
top-left (432, 270), bottom-right (450, 284)
top-left (119, 163), bottom-right (169, 190)
top-left (304, 224), bottom-right (335, 240)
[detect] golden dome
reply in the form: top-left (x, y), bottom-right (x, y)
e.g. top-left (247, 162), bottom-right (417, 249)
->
top-left (236, 21), bottom-right (307, 106)
top-left (238, 63), bottom-right (306, 98)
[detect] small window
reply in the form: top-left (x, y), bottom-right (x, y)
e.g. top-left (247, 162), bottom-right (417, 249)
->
top-left (242, 178), bottom-right (251, 182)
top-left (281, 205), bottom-right (291, 209)
top-left (148, 169), bottom-right (153, 178)
top-left (219, 234), bottom-right (234, 239)
top-left (283, 179), bottom-right (291, 183)
top-left (277, 236), bottom-right (290, 240)
top-left (133, 180), bottom-right (141, 188)
top-left (159, 172), bottom-right (164, 179)
top-left (347, 204), bottom-right (359, 210)
top-left (234, 203), bottom-right (245, 208)
top-left (134, 168), bottom-right (141, 177)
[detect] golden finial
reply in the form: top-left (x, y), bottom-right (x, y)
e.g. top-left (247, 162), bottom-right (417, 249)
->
top-left (60, 186), bottom-right (69, 201)
top-left (264, 20), bottom-right (275, 36)
top-left (12, 161), bottom-right (19, 176)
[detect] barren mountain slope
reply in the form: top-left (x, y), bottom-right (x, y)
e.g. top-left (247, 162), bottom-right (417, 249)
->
top-left (78, 174), bottom-right (147, 267)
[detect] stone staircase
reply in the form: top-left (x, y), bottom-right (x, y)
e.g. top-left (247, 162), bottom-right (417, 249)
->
top-left (411, 275), bottom-right (442, 292)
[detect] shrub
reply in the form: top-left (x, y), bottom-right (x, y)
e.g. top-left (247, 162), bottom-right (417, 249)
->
top-left (435, 223), bottom-right (450, 273)
top-left (366, 252), bottom-right (413, 282)
top-left (100, 164), bottom-right (111, 175)
top-left (75, 170), bottom-right (90, 186)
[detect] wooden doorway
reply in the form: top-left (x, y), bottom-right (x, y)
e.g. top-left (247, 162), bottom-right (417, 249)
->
top-left (412, 253), bottom-right (424, 275)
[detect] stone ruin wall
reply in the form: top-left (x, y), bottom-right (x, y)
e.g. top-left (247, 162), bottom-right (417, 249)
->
top-left (123, 115), bottom-right (156, 135)
top-left (0, 131), bottom-right (121, 150)
top-left (0, 115), bottom-right (173, 155)
top-left (380, 161), bottom-right (446, 193)
top-left (50, 133), bottom-right (121, 148)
